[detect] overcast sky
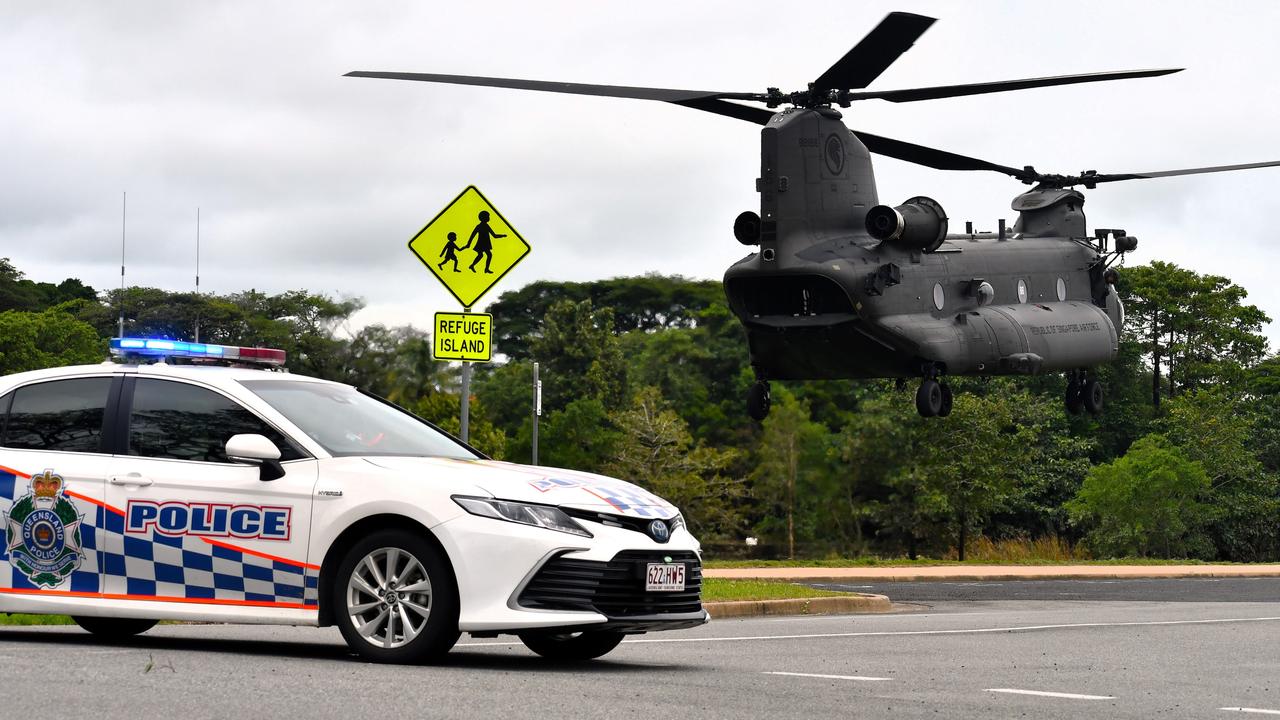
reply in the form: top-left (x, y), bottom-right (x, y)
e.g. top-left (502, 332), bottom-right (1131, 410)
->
top-left (5, 1), bottom-right (1280, 347)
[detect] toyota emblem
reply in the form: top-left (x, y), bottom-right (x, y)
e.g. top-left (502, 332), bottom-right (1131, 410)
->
top-left (648, 519), bottom-right (670, 543)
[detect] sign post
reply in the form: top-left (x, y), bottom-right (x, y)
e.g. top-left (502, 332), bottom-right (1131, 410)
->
top-left (532, 362), bottom-right (540, 465)
top-left (408, 186), bottom-right (530, 444)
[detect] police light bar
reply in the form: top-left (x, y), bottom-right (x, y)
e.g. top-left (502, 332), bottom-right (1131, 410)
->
top-left (109, 337), bottom-right (287, 366)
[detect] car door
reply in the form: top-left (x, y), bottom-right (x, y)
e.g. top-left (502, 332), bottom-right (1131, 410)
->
top-left (102, 376), bottom-right (319, 611)
top-left (0, 375), bottom-right (116, 598)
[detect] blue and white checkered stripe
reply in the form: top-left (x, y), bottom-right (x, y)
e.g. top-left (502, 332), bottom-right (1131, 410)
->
top-left (0, 468), bottom-right (318, 607)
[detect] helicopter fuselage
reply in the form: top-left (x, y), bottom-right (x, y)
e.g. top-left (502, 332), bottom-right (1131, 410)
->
top-left (722, 107), bottom-right (1120, 383)
top-left (724, 232), bottom-right (1119, 381)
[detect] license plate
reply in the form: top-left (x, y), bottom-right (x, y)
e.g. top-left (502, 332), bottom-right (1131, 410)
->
top-left (645, 562), bottom-right (686, 592)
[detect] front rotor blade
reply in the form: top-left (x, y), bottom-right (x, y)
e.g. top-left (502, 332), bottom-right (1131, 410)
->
top-left (1086, 160), bottom-right (1280, 184)
top-left (813, 12), bottom-right (936, 92)
top-left (852, 130), bottom-right (1028, 178)
top-left (345, 71), bottom-right (743, 103)
top-left (847, 68), bottom-right (1183, 103)
top-left (671, 98), bottom-right (776, 125)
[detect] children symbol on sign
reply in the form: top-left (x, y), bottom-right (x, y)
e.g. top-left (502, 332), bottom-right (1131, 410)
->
top-left (437, 232), bottom-right (464, 273)
top-left (463, 211), bottom-right (506, 274)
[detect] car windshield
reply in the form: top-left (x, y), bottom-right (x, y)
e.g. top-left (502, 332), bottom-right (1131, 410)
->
top-left (240, 379), bottom-right (478, 459)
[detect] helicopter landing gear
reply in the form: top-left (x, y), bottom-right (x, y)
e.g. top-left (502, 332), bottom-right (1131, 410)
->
top-left (915, 378), bottom-right (952, 418)
top-left (747, 380), bottom-right (771, 422)
top-left (1065, 371), bottom-right (1103, 415)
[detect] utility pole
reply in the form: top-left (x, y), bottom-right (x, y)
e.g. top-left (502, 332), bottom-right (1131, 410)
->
top-left (118, 191), bottom-right (126, 337)
top-left (532, 362), bottom-right (541, 464)
top-left (195, 207), bottom-right (201, 343)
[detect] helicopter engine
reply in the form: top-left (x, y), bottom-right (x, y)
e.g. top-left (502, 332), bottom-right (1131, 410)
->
top-left (865, 196), bottom-right (948, 252)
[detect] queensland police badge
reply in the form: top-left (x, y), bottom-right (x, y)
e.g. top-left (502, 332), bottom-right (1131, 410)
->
top-left (4, 470), bottom-right (84, 588)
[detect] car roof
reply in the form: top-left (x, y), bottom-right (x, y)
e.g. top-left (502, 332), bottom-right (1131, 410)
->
top-left (0, 362), bottom-right (346, 391)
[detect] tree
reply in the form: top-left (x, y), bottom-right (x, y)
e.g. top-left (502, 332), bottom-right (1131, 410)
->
top-left (604, 387), bottom-right (742, 539)
top-left (0, 310), bottom-right (103, 374)
top-left (751, 388), bottom-right (834, 559)
top-left (1121, 262), bottom-right (1269, 409)
top-left (1066, 434), bottom-right (1212, 558)
top-left (530, 299), bottom-right (627, 413)
top-left (488, 275), bottom-right (724, 359)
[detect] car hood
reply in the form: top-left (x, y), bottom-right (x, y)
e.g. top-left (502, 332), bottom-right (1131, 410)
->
top-left (361, 457), bottom-right (679, 519)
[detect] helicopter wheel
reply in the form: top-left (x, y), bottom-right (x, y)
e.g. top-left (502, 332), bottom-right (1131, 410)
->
top-left (1083, 378), bottom-right (1104, 415)
top-left (916, 379), bottom-right (943, 417)
top-left (747, 381), bottom-right (771, 421)
top-left (937, 383), bottom-right (953, 417)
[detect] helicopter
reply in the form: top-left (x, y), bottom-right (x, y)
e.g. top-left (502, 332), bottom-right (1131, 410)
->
top-left (346, 11), bottom-right (1280, 420)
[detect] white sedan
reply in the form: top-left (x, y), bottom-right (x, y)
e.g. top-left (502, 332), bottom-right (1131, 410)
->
top-left (0, 338), bottom-right (706, 663)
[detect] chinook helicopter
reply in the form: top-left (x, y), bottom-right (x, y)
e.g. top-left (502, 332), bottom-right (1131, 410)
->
top-left (347, 11), bottom-right (1280, 420)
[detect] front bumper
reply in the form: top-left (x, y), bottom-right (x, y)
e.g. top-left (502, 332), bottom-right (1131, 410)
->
top-left (435, 511), bottom-right (705, 634)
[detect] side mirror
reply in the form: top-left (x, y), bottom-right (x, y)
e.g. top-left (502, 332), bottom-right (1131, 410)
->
top-left (226, 433), bottom-right (285, 481)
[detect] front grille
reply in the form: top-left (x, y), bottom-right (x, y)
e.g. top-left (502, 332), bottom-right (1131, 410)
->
top-left (561, 507), bottom-right (678, 540)
top-left (518, 550), bottom-right (703, 617)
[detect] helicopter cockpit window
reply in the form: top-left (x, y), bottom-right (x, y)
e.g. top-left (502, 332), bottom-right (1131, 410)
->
top-left (932, 283), bottom-right (945, 311)
top-left (1016, 279), bottom-right (1028, 304)
top-left (1056, 277), bottom-right (1067, 302)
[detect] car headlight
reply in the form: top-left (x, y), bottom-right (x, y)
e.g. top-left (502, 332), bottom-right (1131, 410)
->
top-left (452, 496), bottom-right (593, 538)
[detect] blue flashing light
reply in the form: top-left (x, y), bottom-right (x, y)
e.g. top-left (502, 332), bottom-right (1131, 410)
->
top-left (108, 336), bottom-right (285, 367)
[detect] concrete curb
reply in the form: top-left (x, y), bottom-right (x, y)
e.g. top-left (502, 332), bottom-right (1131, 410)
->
top-left (704, 593), bottom-right (893, 619)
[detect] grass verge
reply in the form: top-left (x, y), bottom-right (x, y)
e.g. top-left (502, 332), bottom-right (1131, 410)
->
top-left (0, 614), bottom-right (74, 625)
top-left (702, 578), bottom-right (853, 603)
top-left (704, 557), bottom-right (1223, 569)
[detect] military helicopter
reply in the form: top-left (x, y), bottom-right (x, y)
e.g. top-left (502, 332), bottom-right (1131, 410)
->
top-left (347, 11), bottom-right (1280, 420)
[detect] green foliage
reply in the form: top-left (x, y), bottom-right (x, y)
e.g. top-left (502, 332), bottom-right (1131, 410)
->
top-left (1067, 434), bottom-right (1212, 558)
top-left (604, 387), bottom-right (742, 539)
top-left (7, 257), bottom-right (1280, 563)
top-left (530, 299), bottom-right (627, 413)
top-left (488, 275), bottom-right (723, 359)
top-left (0, 309), bottom-right (103, 374)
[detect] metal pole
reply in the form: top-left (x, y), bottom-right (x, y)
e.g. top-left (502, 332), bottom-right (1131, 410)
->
top-left (460, 362), bottom-right (471, 443)
top-left (118, 191), bottom-right (126, 337)
top-left (532, 362), bottom-right (540, 465)
top-left (460, 306), bottom-right (472, 444)
top-left (195, 207), bottom-right (201, 343)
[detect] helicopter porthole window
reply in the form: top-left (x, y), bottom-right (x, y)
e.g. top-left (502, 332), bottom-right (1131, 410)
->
top-left (1016, 279), bottom-right (1028, 304)
top-left (932, 283), bottom-right (945, 311)
top-left (1056, 277), bottom-right (1067, 302)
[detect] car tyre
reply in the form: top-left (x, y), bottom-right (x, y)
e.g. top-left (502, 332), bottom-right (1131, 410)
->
top-left (518, 630), bottom-right (626, 661)
top-left (334, 528), bottom-right (459, 664)
top-left (71, 616), bottom-right (157, 638)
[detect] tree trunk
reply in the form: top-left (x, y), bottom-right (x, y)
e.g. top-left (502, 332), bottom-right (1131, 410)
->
top-left (957, 507), bottom-right (968, 562)
top-left (787, 435), bottom-right (796, 560)
top-left (1151, 314), bottom-right (1162, 411)
top-left (907, 535), bottom-right (917, 561)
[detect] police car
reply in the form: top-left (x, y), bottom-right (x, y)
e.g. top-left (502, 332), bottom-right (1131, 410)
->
top-left (0, 338), bottom-right (706, 663)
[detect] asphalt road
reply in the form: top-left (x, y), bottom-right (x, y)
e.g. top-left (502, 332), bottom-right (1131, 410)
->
top-left (2, 584), bottom-right (1279, 719)
top-left (813, 576), bottom-right (1280, 603)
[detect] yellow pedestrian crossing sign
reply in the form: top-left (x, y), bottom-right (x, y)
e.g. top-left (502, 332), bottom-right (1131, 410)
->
top-left (408, 185), bottom-right (531, 309)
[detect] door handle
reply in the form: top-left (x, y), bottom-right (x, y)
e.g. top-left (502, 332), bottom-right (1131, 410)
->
top-left (109, 474), bottom-right (153, 487)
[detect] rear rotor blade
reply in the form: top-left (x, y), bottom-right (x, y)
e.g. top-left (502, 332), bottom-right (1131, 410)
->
top-left (1085, 160), bottom-right (1280, 184)
top-left (847, 68), bottom-right (1183, 103)
top-left (345, 70), bottom-right (748, 103)
top-left (814, 12), bottom-right (936, 92)
top-left (852, 130), bottom-right (1030, 179)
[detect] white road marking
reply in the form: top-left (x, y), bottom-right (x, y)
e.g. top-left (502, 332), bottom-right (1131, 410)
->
top-left (1221, 709), bottom-right (1280, 716)
top-left (456, 615), bottom-right (1280, 648)
top-left (621, 614), bottom-right (1280, 644)
top-left (764, 671), bottom-right (890, 681)
top-left (987, 688), bottom-right (1114, 700)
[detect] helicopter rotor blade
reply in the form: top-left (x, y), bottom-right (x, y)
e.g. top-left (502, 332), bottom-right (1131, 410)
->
top-left (813, 12), bottom-right (936, 93)
top-left (344, 71), bottom-right (759, 104)
top-left (846, 68), bottom-right (1183, 103)
top-left (1080, 160), bottom-right (1280, 185)
top-left (670, 98), bottom-right (776, 124)
top-left (851, 130), bottom-right (1030, 179)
